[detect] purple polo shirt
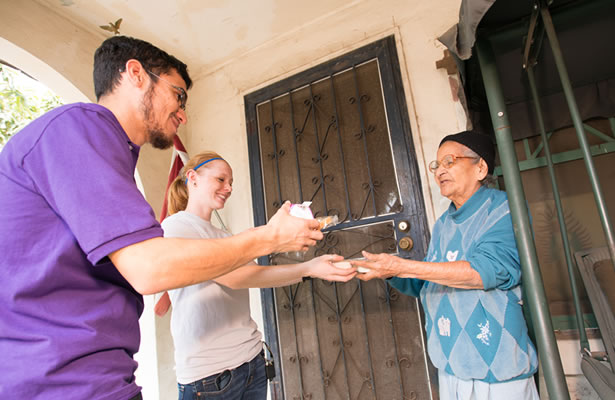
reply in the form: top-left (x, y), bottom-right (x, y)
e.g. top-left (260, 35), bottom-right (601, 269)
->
top-left (0, 103), bottom-right (163, 399)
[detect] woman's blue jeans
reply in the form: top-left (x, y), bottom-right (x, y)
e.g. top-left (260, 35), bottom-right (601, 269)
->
top-left (177, 352), bottom-right (267, 400)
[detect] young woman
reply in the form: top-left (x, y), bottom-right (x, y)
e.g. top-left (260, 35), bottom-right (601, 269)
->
top-left (157, 151), bottom-right (356, 400)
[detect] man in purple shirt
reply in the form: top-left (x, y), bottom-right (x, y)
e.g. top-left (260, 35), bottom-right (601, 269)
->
top-left (0, 36), bottom-right (323, 399)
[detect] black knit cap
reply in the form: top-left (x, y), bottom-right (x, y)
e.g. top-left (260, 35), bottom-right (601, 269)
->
top-left (439, 130), bottom-right (495, 174)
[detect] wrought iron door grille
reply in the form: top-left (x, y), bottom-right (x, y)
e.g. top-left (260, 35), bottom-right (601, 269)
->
top-left (245, 36), bottom-right (435, 400)
top-left (256, 59), bottom-right (402, 224)
top-left (275, 278), bottom-right (429, 400)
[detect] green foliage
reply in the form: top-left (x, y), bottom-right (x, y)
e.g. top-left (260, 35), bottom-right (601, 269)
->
top-left (0, 64), bottom-right (64, 147)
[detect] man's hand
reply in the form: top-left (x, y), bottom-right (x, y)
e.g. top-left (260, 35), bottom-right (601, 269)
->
top-left (304, 255), bottom-right (357, 282)
top-left (352, 251), bottom-right (402, 281)
top-left (266, 201), bottom-right (323, 253)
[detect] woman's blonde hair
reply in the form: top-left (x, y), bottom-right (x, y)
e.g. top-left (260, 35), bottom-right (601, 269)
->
top-left (166, 151), bottom-right (224, 216)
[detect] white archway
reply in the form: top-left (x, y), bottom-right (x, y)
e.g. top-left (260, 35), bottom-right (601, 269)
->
top-left (0, 37), bottom-right (89, 104)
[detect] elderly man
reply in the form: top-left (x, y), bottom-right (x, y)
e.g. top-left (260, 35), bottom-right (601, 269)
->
top-left (353, 131), bottom-right (539, 400)
top-left (0, 36), bottom-right (322, 400)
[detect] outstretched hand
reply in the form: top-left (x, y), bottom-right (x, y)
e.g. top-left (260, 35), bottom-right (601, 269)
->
top-left (267, 201), bottom-right (323, 253)
top-left (351, 251), bottom-right (401, 281)
top-left (304, 254), bottom-right (357, 282)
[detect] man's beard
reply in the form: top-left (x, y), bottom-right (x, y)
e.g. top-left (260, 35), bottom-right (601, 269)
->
top-left (149, 129), bottom-right (173, 150)
top-left (142, 87), bottom-right (174, 149)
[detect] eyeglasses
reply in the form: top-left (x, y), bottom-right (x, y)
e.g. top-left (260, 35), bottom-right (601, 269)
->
top-left (428, 154), bottom-right (478, 173)
top-left (146, 70), bottom-right (187, 110)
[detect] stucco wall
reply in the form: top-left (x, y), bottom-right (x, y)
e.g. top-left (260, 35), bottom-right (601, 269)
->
top-left (1, 1), bottom-right (466, 399)
top-left (185, 0), bottom-right (465, 236)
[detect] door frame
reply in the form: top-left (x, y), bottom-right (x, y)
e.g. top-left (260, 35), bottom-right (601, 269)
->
top-left (244, 35), bottom-right (431, 398)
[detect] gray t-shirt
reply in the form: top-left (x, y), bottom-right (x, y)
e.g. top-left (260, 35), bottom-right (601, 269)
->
top-left (162, 211), bottom-right (262, 383)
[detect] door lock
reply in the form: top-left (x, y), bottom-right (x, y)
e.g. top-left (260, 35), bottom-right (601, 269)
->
top-left (398, 220), bottom-right (410, 232)
top-left (398, 236), bottom-right (414, 251)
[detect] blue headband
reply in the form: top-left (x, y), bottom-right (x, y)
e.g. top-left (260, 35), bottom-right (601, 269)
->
top-left (185, 157), bottom-right (223, 185)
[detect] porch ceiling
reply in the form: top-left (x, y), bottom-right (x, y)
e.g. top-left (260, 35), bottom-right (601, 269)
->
top-left (442, 0), bottom-right (615, 139)
top-left (36, 0), bottom-right (358, 76)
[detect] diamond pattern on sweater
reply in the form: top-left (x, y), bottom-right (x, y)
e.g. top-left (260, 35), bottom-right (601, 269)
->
top-left (427, 323), bottom-right (447, 368)
top-left (448, 289), bottom-right (480, 328)
top-left (437, 224), bottom-right (457, 259)
top-left (465, 304), bottom-right (503, 366)
top-left (448, 330), bottom-right (489, 380)
top-left (423, 283), bottom-right (445, 322)
top-left (489, 329), bottom-right (531, 381)
top-left (433, 295), bottom-right (462, 358)
top-left (423, 301), bottom-right (434, 337)
top-left (459, 207), bottom-right (489, 251)
top-left (478, 291), bottom-right (507, 326)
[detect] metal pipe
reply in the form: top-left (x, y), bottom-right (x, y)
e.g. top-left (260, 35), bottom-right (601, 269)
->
top-left (522, 3), bottom-right (540, 69)
top-left (527, 66), bottom-right (589, 351)
top-left (539, 0), bottom-right (615, 265)
top-left (476, 38), bottom-right (570, 400)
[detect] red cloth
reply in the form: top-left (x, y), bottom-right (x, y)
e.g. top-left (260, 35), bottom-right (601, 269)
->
top-left (159, 135), bottom-right (188, 222)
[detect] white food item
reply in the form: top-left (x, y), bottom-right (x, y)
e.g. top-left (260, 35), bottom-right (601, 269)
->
top-left (333, 261), bottom-right (370, 274)
top-left (289, 201), bottom-right (314, 219)
top-left (333, 261), bottom-right (352, 269)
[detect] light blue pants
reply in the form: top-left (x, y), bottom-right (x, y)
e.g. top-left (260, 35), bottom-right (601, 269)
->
top-left (438, 370), bottom-right (540, 400)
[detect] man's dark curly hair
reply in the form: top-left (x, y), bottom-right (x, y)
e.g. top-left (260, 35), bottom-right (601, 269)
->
top-left (93, 36), bottom-right (192, 101)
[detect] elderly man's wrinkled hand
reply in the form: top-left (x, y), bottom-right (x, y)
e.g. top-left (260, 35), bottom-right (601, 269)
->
top-left (351, 251), bottom-right (400, 281)
top-left (267, 201), bottom-right (323, 253)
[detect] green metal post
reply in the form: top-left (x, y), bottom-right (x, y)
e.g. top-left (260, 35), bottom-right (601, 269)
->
top-left (539, 1), bottom-right (615, 265)
top-left (527, 67), bottom-right (589, 352)
top-left (476, 39), bottom-right (570, 400)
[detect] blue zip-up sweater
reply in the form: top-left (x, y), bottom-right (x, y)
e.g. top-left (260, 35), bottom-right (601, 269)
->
top-left (389, 186), bottom-right (537, 383)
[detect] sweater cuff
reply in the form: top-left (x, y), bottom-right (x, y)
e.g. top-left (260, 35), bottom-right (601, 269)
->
top-left (466, 255), bottom-right (496, 290)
